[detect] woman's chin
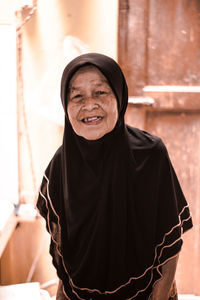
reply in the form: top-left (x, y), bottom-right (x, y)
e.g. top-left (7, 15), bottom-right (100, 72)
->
top-left (77, 129), bottom-right (107, 141)
top-left (81, 133), bottom-right (105, 141)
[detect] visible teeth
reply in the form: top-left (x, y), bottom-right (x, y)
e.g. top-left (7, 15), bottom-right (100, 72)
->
top-left (88, 117), bottom-right (99, 121)
top-left (83, 116), bottom-right (102, 123)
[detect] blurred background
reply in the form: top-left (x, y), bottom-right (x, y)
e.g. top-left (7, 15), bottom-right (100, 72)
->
top-left (0, 0), bottom-right (199, 299)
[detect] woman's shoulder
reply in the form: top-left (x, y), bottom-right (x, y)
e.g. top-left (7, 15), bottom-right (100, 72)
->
top-left (125, 125), bottom-right (169, 165)
top-left (52, 146), bottom-right (62, 160)
top-left (125, 125), bottom-right (170, 172)
top-left (45, 146), bottom-right (62, 176)
top-left (126, 125), bottom-right (165, 149)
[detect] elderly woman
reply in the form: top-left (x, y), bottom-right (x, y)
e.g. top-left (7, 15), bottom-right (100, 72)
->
top-left (37, 53), bottom-right (193, 300)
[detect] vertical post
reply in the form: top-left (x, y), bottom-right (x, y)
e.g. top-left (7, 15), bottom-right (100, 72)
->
top-left (118, 0), bottom-right (149, 96)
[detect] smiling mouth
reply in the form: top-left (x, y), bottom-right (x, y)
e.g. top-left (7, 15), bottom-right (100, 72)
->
top-left (81, 116), bottom-right (103, 124)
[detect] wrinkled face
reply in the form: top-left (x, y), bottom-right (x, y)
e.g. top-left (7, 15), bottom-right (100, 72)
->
top-left (67, 66), bottom-right (118, 140)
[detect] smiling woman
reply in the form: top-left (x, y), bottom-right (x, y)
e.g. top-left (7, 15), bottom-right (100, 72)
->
top-left (67, 65), bottom-right (118, 140)
top-left (36, 53), bottom-right (192, 300)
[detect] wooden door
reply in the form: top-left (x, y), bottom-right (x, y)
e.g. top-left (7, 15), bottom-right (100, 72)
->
top-left (119, 0), bottom-right (200, 294)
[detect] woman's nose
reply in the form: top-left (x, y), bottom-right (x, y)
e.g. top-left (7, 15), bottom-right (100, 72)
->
top-left (82, 97), bottom-right (99, 111)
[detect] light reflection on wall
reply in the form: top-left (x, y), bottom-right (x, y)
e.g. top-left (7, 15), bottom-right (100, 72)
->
top-left (19, 0), bottom-right (119, 203)
top-left (0, 25), bottom-right (18, 228)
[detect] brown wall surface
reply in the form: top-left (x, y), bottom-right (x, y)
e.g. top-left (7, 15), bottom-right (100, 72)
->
top-left (148, 0), bottom-right (200, 85)
top-left (145, 110), bottom-right (200, 294)
top-left (120, 0), bottom-right (200, 295)
top-left (119, 0), bottom-right (200, 93)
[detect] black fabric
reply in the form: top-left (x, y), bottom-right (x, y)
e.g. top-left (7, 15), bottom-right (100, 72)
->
top-left (37, 53), bottom-right (193, 299)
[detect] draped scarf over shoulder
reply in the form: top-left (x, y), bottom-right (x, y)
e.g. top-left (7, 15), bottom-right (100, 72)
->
top-left (37, 53), bottom-right (193, 299)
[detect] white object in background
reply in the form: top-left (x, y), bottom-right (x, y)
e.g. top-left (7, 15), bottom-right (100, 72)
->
top-left (143, 85), bottom-right (200, 93)
top-left (128, 97), bottom-right (154, 105)
top-left (17, 203), bottom-right (37, 219)
top-left (20, 0), bottom-right (33, 8)
top-left (179, 295), bottom-right (200, 300)
top-left (0, 282), bottom-right (44, 300)
top-left (63, 35), bottom-right (90, 64)
top-left (40, 289), bottom-right (52, 300)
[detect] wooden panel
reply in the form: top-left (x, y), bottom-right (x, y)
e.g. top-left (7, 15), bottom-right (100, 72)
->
top-left (118, 0), bottom-right (200, 295)
top-left (145, 111), bottom-right (200, 295)
top-left (148, 0), bottom-right (200, 85)
top-left (118, 0), bottom-right (200, 92)
top-left (118, 0), bottom-right (149, 95)
top-left (0, 218), bottom-right (57, 289)
top-left (0, 214), bottom-right (17, 258)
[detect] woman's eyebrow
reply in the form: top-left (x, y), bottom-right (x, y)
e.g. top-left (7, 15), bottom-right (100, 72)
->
top-left (69, 86), bottom-right (82, 92)
top-left (69, 80), bottom-right (109, 91)
top-left (93, 80), bottom-right (109, 86)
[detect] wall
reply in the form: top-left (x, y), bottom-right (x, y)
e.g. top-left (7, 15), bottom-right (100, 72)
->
top-left (0, 0), bottom-right (119, 293)
top-left (20, 0), bottom-right (119, 203)
top-left (0, 0), bottom-right (18, 23)
top-left (0, 218), bottom-right (57, 296)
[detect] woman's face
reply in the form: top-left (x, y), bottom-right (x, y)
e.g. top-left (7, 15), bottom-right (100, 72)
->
top-left (67, 66), bottom-right (118, 140)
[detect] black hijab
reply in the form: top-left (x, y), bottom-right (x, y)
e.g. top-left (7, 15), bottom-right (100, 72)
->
top-left (37, 53), bottom-right (192, 299)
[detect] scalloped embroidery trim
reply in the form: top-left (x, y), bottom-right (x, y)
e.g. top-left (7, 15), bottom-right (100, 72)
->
top-left (39, 173), bottom-right (192, 299)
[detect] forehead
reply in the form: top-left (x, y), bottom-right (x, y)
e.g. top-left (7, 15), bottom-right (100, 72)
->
top-left (69, 65), bottom-right (109, 88)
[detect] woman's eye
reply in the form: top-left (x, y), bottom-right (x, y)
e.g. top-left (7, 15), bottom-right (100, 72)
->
top-left (95, 90), bottom-right (107, 96)
top-left (74, 94), bottom-right (82, 99)
top-left (71, 94), bottom-right (84, 103)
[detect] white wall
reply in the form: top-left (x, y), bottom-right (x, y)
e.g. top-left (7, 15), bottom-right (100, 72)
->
top-left (0, 25), bottom-right (18, 228)
top-left (20, 0), bottom-right (119, 202)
